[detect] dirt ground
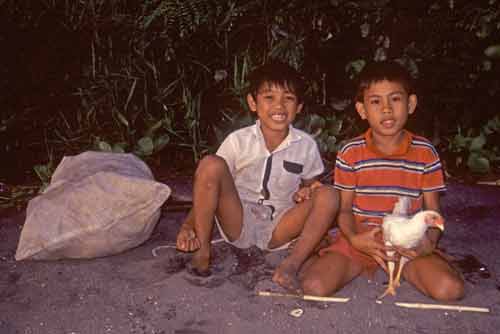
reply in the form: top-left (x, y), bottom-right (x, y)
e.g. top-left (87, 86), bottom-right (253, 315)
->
top-left (1, 179), bottom-right (500, 334)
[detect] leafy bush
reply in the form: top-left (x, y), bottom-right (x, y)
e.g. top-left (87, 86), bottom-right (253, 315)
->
top-left (1, 0), bottom-right (499, 192)
top-left (446, 116), bottom-right (500, 174)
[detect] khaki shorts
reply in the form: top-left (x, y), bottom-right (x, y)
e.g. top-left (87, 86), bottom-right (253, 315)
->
top-left (215, 200), bottom-right (292, 251)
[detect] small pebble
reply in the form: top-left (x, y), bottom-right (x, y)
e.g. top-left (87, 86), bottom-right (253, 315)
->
top-left (289, 308), bottom-right (304, 318)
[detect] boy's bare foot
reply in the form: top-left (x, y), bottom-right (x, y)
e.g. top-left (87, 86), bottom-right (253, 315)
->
top-left (272, 259), bottom-right (301, 293)
top-left (176, 224), bottom-right (201, 252)
top-left (188, 248), bottom-right (211, 276)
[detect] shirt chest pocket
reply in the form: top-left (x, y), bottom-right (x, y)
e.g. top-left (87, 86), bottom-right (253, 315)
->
top-left (283, 160), bottom-right (303, 174)
top-left (278, 160), bottom-right (303, 190)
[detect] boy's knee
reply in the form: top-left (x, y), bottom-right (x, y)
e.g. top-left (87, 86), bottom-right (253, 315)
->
top-left (429, 276), bottom-right (465, 301)
top-left (312, 186), bottom-right (338, 209)
top-left (301, 277), bottom-right (330, 297)
top-left (196, 154), bottom-right (228, 177)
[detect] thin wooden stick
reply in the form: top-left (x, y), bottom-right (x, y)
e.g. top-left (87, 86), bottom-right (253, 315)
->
top-left (395, 302), bottom-right (490, 313)
top-left (477, 180), bottom-right (500, 186)
top-left (257, 291), bottom-right (350, 303)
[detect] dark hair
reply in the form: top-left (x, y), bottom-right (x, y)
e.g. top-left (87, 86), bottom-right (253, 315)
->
top-left (247, 60), bottom-right (305, 103)
top-left (355, 61), bottom-right (415, 103)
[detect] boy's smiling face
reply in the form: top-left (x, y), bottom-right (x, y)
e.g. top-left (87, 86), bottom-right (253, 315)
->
top-left (247, 82), bottom-right (303, 138)
top-left (355, 79), bottom-right (417, 141)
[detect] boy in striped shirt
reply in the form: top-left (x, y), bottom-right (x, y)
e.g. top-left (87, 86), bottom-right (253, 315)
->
top-left (299, 61), bottom-right (464, 300)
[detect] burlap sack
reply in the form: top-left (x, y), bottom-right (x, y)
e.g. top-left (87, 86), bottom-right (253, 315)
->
top-left (15, 151), bottom-right (171, 260)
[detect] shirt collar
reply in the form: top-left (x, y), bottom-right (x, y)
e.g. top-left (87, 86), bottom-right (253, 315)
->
top-left (253, 120), bottom-right (302, 146)
top-left (364, 128), bottom-right (412, 157)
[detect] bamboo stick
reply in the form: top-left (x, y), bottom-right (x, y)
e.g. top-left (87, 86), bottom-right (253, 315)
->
top-left (395, 302), bottom-right (490, 313)
top-left (477, 180), bottom-right (500, 186)
top-left (257, 291), bottom-right (350, 303)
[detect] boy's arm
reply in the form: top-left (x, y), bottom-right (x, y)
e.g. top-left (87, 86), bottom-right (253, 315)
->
top-left (423, 190), bottom-right (442, 246)
top-left (336, 189), bottom-right (357, 240)
top-left (337, 190), bottom-right (390, 268)
top-left (293, 177), bottom-right (322, 202)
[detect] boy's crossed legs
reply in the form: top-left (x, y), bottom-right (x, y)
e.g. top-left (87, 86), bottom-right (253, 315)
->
top-left (300, 249), bottom-right (464, 300)
top-left (176, 154), bottom-right (338, 291)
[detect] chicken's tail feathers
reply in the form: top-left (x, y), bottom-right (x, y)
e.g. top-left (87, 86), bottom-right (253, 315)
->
top-left (392, 196), bottom-right (411, 216)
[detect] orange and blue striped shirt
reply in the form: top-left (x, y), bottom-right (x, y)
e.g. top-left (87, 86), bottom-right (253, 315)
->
top-left (334, 129), bottom-right (445, 225)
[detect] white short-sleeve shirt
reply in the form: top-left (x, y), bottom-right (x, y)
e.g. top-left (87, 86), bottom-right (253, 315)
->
top-left (216, 120), bottom-right (324, 211)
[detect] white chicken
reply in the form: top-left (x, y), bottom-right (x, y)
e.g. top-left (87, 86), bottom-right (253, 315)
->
top-left (380, 196), bottom-right (444, 298)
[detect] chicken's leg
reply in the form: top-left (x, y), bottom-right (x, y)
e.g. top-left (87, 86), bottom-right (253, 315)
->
top-left (393, 256), bottom-right (409, 288)
top-left (379, 242), bottom-right (397, 298)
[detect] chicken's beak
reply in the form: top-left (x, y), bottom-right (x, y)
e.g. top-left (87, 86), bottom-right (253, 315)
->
top-left (433, 216), bottom-right (445, 231)
top-left (426, 213), bottom-right (445, 231)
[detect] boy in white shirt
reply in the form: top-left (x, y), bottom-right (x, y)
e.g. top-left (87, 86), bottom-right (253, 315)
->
top-left (176, 61), bottom-right (338, 292)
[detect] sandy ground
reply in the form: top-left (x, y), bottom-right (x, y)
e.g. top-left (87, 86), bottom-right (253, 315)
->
top-left (1, 180), bottom-right (500, 334)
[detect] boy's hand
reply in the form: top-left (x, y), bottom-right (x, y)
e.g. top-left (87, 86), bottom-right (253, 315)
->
top-left (349, 228), bottom-right (393, 271)
top-left (293, 181), bottom-right (322, 203)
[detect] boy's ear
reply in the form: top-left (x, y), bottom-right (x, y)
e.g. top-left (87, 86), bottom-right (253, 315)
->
top-left (246, 94), bottom-right (257, 112)
top-left (355, 101), bottom-right (367, 120)
top-left (408, 94), bottom-right (417, 115)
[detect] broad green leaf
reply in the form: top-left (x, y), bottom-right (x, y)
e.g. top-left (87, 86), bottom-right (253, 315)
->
top-left (154, 134), bottom-right (170, 151)
top-left (308, 114), bottom-right (326, 133)
top-left (484, 45), bottom-right (500, 58)
top-left (112, 144), bottom-right (125, 153)
top-left (483, 116), bottom-right (500, 134)
top-left (469, 133), bottom-right (486, 151)
top-left (326, 136), bottom-right (338, 153)
top-left (98, 141), bottom-right (113, 152)
top-left (328, 119), bottom-right (343, 136)
top-left (33, 164), bottom-right (52, 183)
top-left (450, 133), bottom-right (468, 151)
top-left (482, 60), bottom-right (492, 71)
top-left (137, 136), bottom-right (154, 156)
top-left (467, 153), bottom-right (490, 174)
top-left (345, 59), bottom-right (366, 76)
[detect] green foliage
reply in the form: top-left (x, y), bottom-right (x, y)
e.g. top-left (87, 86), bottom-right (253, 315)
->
top-left (0, 185), bottom-right (39, 210)
top-left (94, 118), bottom-right (171, 157)
top-left (447, 116), bottom-right (500, 174)
top-left (212, 111), bottom-right (255, 145)
top-left (485, 44), bottom-right (500, 59)
top-left (33, 163), bottom-right (54, 190)
top-left (294, 102), bottom-right (352, 164)
top-left (143, 0), bottom-right (214, 31)
top-left (1, 0), bottom-right (500, 189)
